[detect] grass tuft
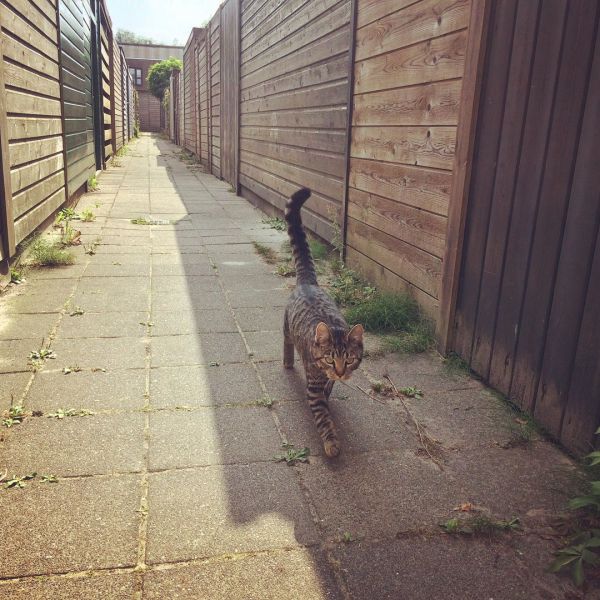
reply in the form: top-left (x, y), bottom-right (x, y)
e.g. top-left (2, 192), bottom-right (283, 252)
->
top-left (29, 237), bottom-right (75, 267)
top-left (382, 320), bottom-right (435, 354)
top-left (252, 241), bottom-right (278, 264)
top-left (345, 292), bottom-right (419, 333)
top-left (262, 216), bottom-right (286, 231)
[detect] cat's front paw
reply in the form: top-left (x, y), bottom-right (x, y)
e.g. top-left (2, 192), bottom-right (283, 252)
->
top-left (324, 438), bottom-right (341, 458)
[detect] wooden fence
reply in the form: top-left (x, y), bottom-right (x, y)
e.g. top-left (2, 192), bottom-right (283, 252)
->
top-left (0, 0), bottom-right (137, 270)
top-left (166, 0), bottom-right (600, 454)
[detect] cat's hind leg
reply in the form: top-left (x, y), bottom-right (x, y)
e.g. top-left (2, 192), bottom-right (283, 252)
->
top-left (307, 376), bottom-right (340, 457)
top-left (283, 313), bottom-right (294, 369)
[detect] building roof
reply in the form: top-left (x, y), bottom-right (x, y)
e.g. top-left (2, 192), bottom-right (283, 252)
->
top-left (120, 43), bottom-right (184, 61)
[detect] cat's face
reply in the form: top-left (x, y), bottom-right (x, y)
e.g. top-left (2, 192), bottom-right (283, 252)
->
top-left (312, 322), bottom-right (364, 380)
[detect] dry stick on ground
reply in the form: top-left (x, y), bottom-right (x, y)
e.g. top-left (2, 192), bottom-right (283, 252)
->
top-left (339, 380), bottom-right (387, 406)
top-left (383, 375), bottom-right (444, 471)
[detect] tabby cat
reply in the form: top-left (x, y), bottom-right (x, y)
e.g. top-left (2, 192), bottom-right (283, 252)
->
top-left (283, 187), bottom-right (364, 458)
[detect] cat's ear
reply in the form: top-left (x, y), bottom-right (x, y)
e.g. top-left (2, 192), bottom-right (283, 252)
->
top-left (347, 324), bottom-right (364, 345)
top-left (315, 322), bottom-right (332, 345)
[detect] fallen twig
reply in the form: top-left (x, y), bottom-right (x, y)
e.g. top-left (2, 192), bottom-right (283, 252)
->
top-left (339, 381), bottom-right (387, 405)
top-left (384, 374), bottom-right (444, 471)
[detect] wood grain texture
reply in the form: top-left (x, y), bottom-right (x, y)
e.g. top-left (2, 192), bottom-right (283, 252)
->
top-left (451, 0), bottom-right (600, 454)
top-left (347, 0), bottom-right (471, 315)
top-left (0, 0), bottom-right (69, 244)
top-left (238, 0), bottom-right (351, 241)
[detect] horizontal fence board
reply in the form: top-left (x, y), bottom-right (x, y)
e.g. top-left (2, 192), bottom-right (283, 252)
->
top-left (350, 125), bottom-right (456, 170)
top-left (352, 79), bottom-right (461, 127)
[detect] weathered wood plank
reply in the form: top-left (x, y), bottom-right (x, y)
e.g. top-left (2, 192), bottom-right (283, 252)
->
top-left (356, 0), bottom-right (469, 61)
top-left (8, 136), bottom-right (63, 167)
top-left (349, 157), bottom-right (450, 216)
top-left (347, 217), bottom-right (441, 298)
top-left (6, 89), bottom-right (61, 116)
top-left (352, 79), bottom-right (461, 127)
top-left (3, 61), bottom-right (61, 98)
top-left (11, 153), bottom-right (64, 193)
top-left (351, 125), bottom-right (456, 170)
top-left (348, 187), bottom-right (447, 258)
top-left (1, 34), bottom-right (60, 79)
top-left (346, 246), bottom-right (438, 320)
top-left (241, 107), bottom-right (347, 129)
top-left (354, 29), bottom-right (467, 94)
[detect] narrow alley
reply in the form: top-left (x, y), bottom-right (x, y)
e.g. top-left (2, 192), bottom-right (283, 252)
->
top-left (0, 135), bottom-right (584, 599)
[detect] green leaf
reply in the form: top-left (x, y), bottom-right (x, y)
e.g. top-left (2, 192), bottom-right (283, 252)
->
top-left (582, 549), bottom-right (600, 565)
top-left (569, 496), bottom-right (600, 510)
top-left (573, 558), bottom-right (584, 586)
top-left (590, 481), bottom-right (600, 495)
top-left (550, 553), bottom-right (580, 572)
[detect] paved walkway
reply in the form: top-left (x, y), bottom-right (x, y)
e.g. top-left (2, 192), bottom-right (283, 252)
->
top-left (0, 135), bottom-right (587, 599)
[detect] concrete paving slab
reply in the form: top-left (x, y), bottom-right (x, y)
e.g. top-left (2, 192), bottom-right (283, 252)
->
top-left (77, 276), bottom-right (150, 296)
top-left (151, 290), bottom-right (225, 312)
top-left (298, 450), bottom-right (462, 541)
top-left (228, 288), bottom-right (289, 308)
top-left (28, 264), bottom-right (88, 279)
top-left (234, 306), bottom-right (285, 331)
top-left (70, 290), bottom-right (149, 312)
top-left (56, 311), bottom-right (148, 338)
top-left (0, 339), bottom-right (40, 373)
top-left (148, 406), bottom-right (281, 469)
top-left (152, 275), bottom-right (220, 293)
top-left (0, 413), bottom-right (144, 476)
top-left (146, 463), bottom-right (320, 563)
top-left (0, 572), bottom-right (136, 599)
top-left (255, 361), bottom-right (306, 401)
top-left (0, 474), bottom-right (139, 578)
top-left (0, 372), bottom-right (31, 410)
top-left (150, 309), bottom-right (237, 335)
top-left (151, 333), bottom-right (248, 367)
top-left (275, 394), bottom-right (413, 457)
top-left (150, 363), bottom-right (263, 407)
top-left (143, 548), bottom-right (341, 600)
top-left (245, 330), bottom-right (283, 362)
top-left (1, 291), bottom-right (69, 314)
top-left (50, 337), bottom-right (147, 370)
top-left (27, 368), bottom-right (146, 411)
top-left (83, 262), bottom-right (151, 277)
top-left (333, 536), bottom-right (578, 600)
top-left (0, 312), bottom-right (58, 340)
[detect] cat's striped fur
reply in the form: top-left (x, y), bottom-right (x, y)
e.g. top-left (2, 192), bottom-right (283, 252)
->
top-left (283, 187), bottom-right (364, 458)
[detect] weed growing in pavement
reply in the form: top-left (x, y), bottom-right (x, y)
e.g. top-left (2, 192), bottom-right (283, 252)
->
top-left (10, 267), bottom-right (24, 284)
top-left (47, 408), bottom-right (94, 419)
top-left (252, 241), bottom-right (278, 264)
top-left (80, 208), bottom-right (96, 222)
top-left (255, 395), bottom-right (274, 409)
top-left (87, 175), bottom-right (99, 191)
top-left (262, 216), bottom-right (286, 231)
top-left (441, 515), bottom-right (520, 535)
top-left (3, 473), bottom-right (37, 489)
top-left (2, 405), bottom-right (25, 428)
top-left (274, 443), bottom-right (310, 465)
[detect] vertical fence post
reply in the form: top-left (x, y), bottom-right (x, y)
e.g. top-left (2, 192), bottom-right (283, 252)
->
top-left (437, 0), bottom-right (492, 354)
top-left (0, 39), bottom-right (16, 263)
top-left (340, 0), bottom-right (358, 260)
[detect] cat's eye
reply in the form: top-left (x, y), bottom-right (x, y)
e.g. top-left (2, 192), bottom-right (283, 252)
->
top-left (345, 356), bottom-right (354, 364)
top-left (324, 355), bottom-right (334, 364)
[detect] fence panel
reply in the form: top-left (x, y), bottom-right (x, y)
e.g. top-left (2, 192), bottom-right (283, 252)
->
top-left (113, 37), bottom-right (123, 151)
top-left (220, 0), bottom-right (240, 188)
top-left (453, 1), bottom-right (600, 453)
top-left (345, 0), bottom-right (471, 320)
top-left (198, 38), bottom-right (209, 168)
top-left (210, 10), bottom-right (221, 178)
top-left (2, 0), bottom-right (67, 244)
top-left (100, 4), bottom-right (113, 160)
top-left (238, 0), bottom-right (352, 241)
top-left (183, 30), bottom-right (200, 154)
top-left (59, 0), bottom-right (98, 199)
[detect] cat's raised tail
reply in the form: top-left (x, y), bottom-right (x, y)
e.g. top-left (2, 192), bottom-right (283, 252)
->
top-left (285, 187), bottom-right (317, 285)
